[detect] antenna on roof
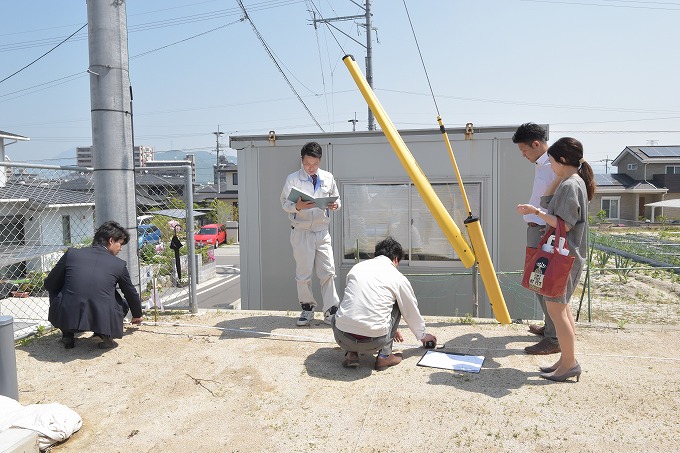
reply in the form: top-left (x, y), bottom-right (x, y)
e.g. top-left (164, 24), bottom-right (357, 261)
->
top-left (646, 139), bottom-right (658, 146)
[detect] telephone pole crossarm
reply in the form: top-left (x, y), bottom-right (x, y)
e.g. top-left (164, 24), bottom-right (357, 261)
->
top-left (310, 0), bottom-right (375, 131)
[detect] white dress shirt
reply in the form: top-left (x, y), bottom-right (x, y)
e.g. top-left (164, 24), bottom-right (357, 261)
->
top-left (524, 152), bottom-right (555, 225)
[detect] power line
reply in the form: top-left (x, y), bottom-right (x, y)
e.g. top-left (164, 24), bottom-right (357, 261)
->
top-left (236, 0), bottom-right (324, 132)
top-left (520, 0), bottom-right (680, 11)
top-left (0, 1), bottom-right (305, 53)
top-left (0, 23), bottom-right (87, 85)
top-left (378, 88), bottom-right (680, 115)
top-left (130, 18), bottom-right (244, 60)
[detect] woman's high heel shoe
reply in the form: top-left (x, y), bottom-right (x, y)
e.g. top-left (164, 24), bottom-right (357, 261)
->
top-left (539, 365), bottom-right (557, 373)
top-left (540, 363), bottom-right (581, 382)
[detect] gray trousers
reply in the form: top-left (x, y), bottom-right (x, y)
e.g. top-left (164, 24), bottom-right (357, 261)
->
top-left (527, 225), bottom-right (557, 343)
top-left (332, 303), bottom-right (401, 356)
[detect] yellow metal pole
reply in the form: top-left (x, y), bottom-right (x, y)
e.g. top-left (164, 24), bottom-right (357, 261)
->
top-left (437, 118), bottom-right (511, 324)
top-left (343, 55), bottom-right (475, 268)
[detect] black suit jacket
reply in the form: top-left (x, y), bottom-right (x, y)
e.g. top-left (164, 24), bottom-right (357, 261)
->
top-left (45, 246), bottom-right (142, 339)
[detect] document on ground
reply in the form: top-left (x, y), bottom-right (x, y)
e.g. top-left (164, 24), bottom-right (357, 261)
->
top-left (287, 187), bottom-right (338, 209)
top-left (416, 350), bottom-right (485, 373)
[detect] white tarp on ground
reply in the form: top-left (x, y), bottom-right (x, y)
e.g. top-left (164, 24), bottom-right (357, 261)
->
top-left (0, 395), bottom-right (82, 450)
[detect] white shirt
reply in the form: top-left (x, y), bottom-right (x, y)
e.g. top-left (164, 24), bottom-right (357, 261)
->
top-left (280, 167), bottom-right (341, 232)
top-left (524, 152), bottom-right (555, 225)
top-left (334, 255), bottom-right (426, 340)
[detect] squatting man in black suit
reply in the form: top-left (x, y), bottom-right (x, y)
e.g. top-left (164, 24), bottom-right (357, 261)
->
top-left (45, 220), bottom-right (143, 349)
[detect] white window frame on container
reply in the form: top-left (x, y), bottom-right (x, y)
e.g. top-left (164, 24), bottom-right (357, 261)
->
top-left (340, 180), bottom-right (481, 267)
top-left (627, 163), bottom-right (638, 171)
top-left (601, 196), bottom-right (620, 220)
top-left (665, 165), bottom-right (680, 174)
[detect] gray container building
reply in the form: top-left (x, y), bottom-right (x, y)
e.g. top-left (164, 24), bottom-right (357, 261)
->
top-left (232, 125), bottom-right (542, 321)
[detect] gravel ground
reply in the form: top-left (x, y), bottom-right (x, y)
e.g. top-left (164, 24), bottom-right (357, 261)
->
top-left (13, 310), bottom-right (680, 452)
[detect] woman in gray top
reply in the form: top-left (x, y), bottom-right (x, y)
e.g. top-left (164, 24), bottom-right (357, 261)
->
top-left (517, 137), bottom-right (596, 382)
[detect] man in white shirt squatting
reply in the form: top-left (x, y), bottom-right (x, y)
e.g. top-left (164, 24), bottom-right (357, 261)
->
top-left (332, 237), bottom-right (437, 371)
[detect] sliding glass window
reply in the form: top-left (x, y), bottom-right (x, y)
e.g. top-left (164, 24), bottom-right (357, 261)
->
top-left (342, 182), bottom-right (481, 265)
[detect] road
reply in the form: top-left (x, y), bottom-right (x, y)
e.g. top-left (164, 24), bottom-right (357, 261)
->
top-left (198, 245), bottom-right (241, 309)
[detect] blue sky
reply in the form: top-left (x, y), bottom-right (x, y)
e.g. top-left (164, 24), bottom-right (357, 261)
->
top-left (1, 0), bottom-right (679, 174)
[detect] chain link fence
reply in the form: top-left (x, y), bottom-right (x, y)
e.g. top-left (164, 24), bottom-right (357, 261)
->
top-left (0, 162), bottom-right (95, 338)
top-left (2, 160), bottom-right (678, 337)
top-left (0, 162), bottom-right (203, 339)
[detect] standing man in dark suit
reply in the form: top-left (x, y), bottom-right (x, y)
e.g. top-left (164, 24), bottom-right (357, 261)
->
top-left (45, 220), bottom-right (143, 349)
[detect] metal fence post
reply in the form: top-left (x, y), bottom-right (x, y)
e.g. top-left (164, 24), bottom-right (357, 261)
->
top-left (186, 165), bottom-right (198, 313)
top-left (0, 316), bottom-right (19, 400)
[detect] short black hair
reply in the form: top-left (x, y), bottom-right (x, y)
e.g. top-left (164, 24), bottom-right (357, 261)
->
top-left (300, 141), bottom-right (322, 159)
top-left (374, 236), bottom-right (404, 263)
top-left (512, 123), bottom-right (547, 145)
top-left (92, 220), bottom-right (130, 247)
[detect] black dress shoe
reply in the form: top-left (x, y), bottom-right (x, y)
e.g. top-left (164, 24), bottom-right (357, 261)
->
top-left (60, 333), bottom-right (75, 349)
top-left (93, 333), bottom-right (118, 349)
top-left (525, 338), bottom-right (560, 355)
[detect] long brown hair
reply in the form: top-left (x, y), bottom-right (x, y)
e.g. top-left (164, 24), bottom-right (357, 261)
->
top-left (547, 137), bottom-right (596, 201)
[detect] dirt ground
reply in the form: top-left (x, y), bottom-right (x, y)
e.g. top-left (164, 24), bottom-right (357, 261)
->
top-left (13, 309), bottom-right (680, 452)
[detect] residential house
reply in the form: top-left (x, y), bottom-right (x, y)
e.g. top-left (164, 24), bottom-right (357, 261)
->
top-left (594, 146), bottom-right (680, 222)
top-left (0, 181), bottom-right (94, 282)
top-left (194, 160), bottom-right (238, 218)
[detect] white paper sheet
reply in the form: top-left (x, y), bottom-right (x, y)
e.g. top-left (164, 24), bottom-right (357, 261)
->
top-left (417, 350), bottom-right (485, 373)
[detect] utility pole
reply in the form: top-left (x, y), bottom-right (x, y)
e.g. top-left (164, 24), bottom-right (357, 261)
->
top-left (213, 127), bottom-right (224, 195)
top-left (364, 0), bottom-right (374, 131)
top-left (348, 112), bottom-right (358, 131)
top-left (86, 0), bottom-right (139, 290)
top-left (311, 0), bottom-right (375, 130)
top-left (596, 156), bottom-right (613, 173)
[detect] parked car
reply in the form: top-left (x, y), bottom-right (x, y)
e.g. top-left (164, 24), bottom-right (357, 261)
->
top-left (195, 224), bottom-right (226, 249)
top-left (138, 224), bottom-right (162, 248)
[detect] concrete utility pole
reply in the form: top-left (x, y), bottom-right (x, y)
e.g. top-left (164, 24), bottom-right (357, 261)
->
top-left (86, 0), bottom-right (140, 289)
top-left (312, 0), bottom-right (375, 130)
top-left (213, 128), bottom-right (224, 195)
top-left (364, 0), bottom-right (374, 131)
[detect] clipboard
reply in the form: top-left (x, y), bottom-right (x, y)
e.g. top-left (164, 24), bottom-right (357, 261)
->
top-left (416, 350), bottom-right (485, 373)
top-left (287, 187), bottom-right (338, 209)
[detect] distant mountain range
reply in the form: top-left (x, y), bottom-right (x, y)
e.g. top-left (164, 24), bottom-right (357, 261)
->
top-left (31, 148), bottom-right (235, 184)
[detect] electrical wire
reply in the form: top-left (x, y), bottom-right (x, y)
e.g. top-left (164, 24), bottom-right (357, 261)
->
top-left (236, 0), bottom-right (324, 132)
top-left (401, 0), bottom-right (439, 116)
top-left (307, 0), bottom-right (332, 131)
top-left (0, 23), bottom-right (87, 85)
top-left (520, 0), bottom-right (680, 10)
top-left (130, 18), bottom-right (244, 60)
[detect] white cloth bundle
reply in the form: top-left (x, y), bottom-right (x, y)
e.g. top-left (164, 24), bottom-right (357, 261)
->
top-left (0, 395), bottom-right (82, 450)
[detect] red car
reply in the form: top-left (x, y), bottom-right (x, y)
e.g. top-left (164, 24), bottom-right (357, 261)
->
top-left (194, 224), bottom-right (227, 248)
